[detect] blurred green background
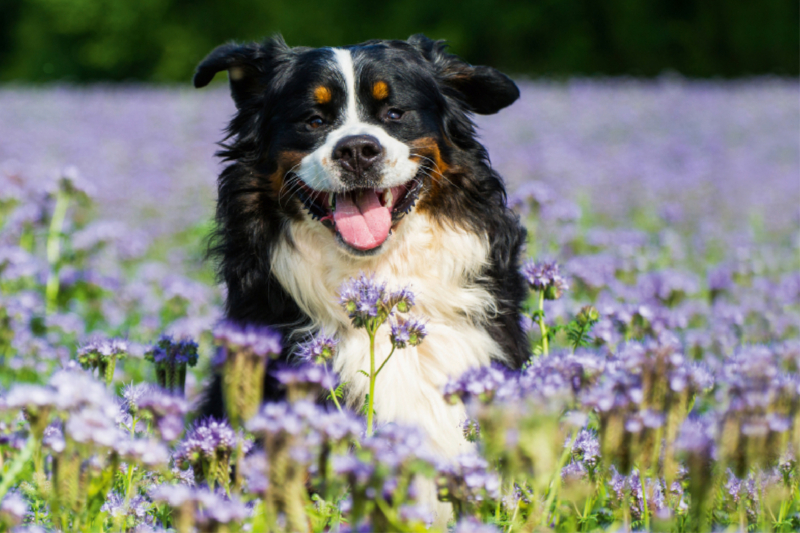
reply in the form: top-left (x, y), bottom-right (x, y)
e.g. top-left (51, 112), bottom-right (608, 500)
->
top-left (0, 0), bottom-right (797, 82)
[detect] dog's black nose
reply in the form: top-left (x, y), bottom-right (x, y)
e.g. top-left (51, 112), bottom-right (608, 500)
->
top-left (332, 135), bottom-right (382, 173)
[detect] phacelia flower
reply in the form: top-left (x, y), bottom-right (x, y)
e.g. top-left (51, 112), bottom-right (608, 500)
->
top-left (390, 317), bottom-right (427, 349)
top-left (338, 273), bottom-right (389, 327)
top-left (0, 491), bottom-right (28, 528)
top-left (137, 388), bottom-right (188, 442)
top-left (295, 332), bottom-right (338, 365)
top-left (174, 417), bottom-right (237, 490)
top-left (145, 336), bottom-right (199, 395)
top-left (77, 336), bottom-right (129, 386)
top-left (274, 363), bottom-right (338, 401)
top-left (437, 454), bottom-right (501, 503)
top-left (521, 260), bottom-right (569, 300)
top-left (213, 321), bottom-right (282, 361)
top-left (213, 321), bottom-right (282, 426)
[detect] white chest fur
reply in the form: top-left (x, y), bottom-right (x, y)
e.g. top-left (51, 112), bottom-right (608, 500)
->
top-left (270, 213), bottom-right (508, 457)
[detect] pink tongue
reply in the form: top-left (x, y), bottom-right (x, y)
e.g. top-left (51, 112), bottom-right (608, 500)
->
top-left (333, 190), bottom-right (392, 251)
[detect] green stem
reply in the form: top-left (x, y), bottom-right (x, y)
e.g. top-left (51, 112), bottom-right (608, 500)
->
top-left (374, 345), bottom-right (396, 378)
top-left (541, 429), bottom-right (577, 527)
top-left (538, 291), bottom-right (549, 355)
top-left (366, 325), bottom-right (376, 436)
top-left (640, 471), bottom-right (650, 531)
top-left (0, 434), bottom-right (35, 501)
top-left (571, 323), bottom-right (588, 354)
top-left (328, 385), bottom-right (343, 412)
top-left (45, 189), bottom-right (70, 314)
top-left (580, 495), bottom-right (595, 532)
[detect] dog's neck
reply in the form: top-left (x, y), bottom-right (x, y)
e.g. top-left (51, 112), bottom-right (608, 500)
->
top-left (270, 212), bottom-right (507, 457)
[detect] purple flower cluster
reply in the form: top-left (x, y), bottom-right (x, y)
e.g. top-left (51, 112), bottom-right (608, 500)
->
top-left (247, 400), bottom-right (363, 446)
top-left (213, 320), bottom-right (282, 360)
top-left (175, 417), bottom-right (236, 466)
top-left (437, 454), bottom-right (501, 503)
top-left (295, 331), bottom-right (338, 365)
top-left (137, 388), bottom-right (188, 441)
top-left (389, 317), bottom-right (427, 349)
top-left (338, 273), bottom-right (416, 328)
top-left (150, 484), bottom-right (249, 528)
top-left (521, 260), bottom-right (569, 299)
top-left (146, 335), bottom-right (198, 366)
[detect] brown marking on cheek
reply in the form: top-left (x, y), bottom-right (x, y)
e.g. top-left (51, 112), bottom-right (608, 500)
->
top-left (313, 86), bottom-right (332, 104)
top-left (268, 150), bottom-right (307, 199)
top-left (407, 137), bottom-right (457, 214)
top-left (372, 81), bottom-right (389, 100)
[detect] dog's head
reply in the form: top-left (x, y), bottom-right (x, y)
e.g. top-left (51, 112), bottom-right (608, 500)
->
top-left (195, 35), bottom-right (518, 256)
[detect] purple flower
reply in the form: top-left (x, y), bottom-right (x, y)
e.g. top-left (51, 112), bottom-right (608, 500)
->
top-left (77, 336), bottom-right (129, 359)
top-left (137, 389), bottom-right (188, 441)
top-left (295, 332), bottom-right (338, 365)
top-left (338, 273), bottom-right (388, 326)
top-left (0, 491), bottom-right (28, 527)
top-left (115, 436), bottom-right (170, 466)
top-left (174, 417), bottom-right (238, 486)
top-left (520, 260), bottom-right (569, 299)
top-left (240, 451), bottom-right (269, 495)
top-left (149, 483), bottom-right (197, 507)
top-left (100, 491), bottom-right (150, 523)
top-left (388, 286), bottom-right (416, 313)
top-left (452, 518), bottom-right (502, 533)
top-left (444, 363), bottom-right (513, 404)
top-left (570, 429), bottom-right (601, 471)
top-left (437, 454), bottom-right (501, 502)
top-left (213, 320), bottom-right (282, 360)
top-left (146, 335), bottom-right (199, 366)
top-left (389, 317), bottom-right (427, 349)
top-left (274, 363), bottom-right (337, 391)
top-left (398, 504), bottom-right (433, 526)
top-left (194, 489), bottom-right (250, 526)
top-left (65, 406), bottom-right (123, 448)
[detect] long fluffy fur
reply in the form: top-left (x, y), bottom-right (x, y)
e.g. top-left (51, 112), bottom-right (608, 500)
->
top-left (197, 34), bottom-right (529, 459)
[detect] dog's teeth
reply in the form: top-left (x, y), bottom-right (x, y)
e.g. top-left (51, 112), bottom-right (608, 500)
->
top-left (384, 190), bottom-right (393, 206)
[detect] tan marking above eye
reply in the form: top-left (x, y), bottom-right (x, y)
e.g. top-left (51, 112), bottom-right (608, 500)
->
top-left (313, 86), bottom-right (332, 104)
top-left (372, 81), bottom-right (389, 100)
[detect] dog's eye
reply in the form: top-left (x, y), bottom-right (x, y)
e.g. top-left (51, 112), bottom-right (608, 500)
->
top-left (385, 108), bottom-right (404, 121)
top-left (307, 116), bottom-right (326, 130)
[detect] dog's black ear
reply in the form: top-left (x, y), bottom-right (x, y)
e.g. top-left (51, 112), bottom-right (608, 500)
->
top-left (407, 34), bottom-right (519, 115)
top-left (193, 36), bottom-right (290, 107)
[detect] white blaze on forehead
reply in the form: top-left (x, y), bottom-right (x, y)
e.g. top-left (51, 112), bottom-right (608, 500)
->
top-left (295, 48), bottom-right (419, 192)
top-left (332, 48), bottom-right (359, 124)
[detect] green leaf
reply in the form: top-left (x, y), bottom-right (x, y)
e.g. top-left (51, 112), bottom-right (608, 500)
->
top-left (357, 369), bottom-right (369, 378)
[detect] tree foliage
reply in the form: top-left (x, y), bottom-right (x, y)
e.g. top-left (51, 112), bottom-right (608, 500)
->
top-left (0, 0), bottom-right (797, 82)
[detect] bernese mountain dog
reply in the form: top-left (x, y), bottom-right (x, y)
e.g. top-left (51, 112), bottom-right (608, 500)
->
top-left (195, 34), bottom-right (528, 462)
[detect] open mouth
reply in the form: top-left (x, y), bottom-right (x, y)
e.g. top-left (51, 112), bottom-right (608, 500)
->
top-left (296, 179), bottom-right (422, 252)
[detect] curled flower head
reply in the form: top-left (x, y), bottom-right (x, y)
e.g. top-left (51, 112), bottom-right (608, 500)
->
top-left (146, 335), bottom-right (199, 366)
top-left (121, 382), bottom-right (152, 417)
top-left (296, 332), bottom-right (338, 365)
top-left (390, 317), bottom-right (427, 349)
top-left (521, 260), bottom-right (569, 299)
top-left (388, 286), bottom-right (415, 313)
top-left (338, 273), bottom-right (389, 327)
top-left (174, 417), bottom-right (238, 489)
top-left (77, 337), bottom-right (129, 361)
top-left (137, 389), bottom-right (188, 441)
top-left (213, 321), bottom-right (282, 361)
top-left (274, 363), bottom-right (338, 402)
top-left (77, 336), bottom-right (129, 384)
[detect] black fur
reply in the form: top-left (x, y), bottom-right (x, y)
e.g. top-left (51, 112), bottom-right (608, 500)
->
top-left (196, 34), bottom-right (529, 416)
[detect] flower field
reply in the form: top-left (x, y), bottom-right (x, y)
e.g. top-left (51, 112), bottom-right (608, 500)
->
top-left (0, 78), bottom-right (798, 532)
